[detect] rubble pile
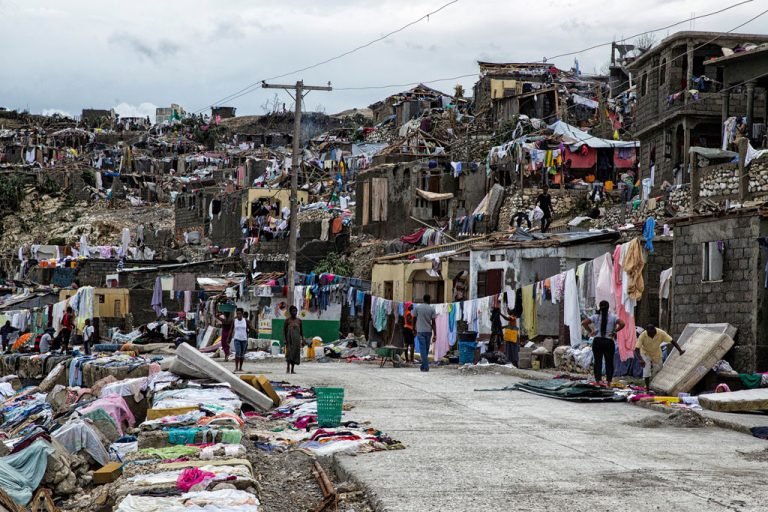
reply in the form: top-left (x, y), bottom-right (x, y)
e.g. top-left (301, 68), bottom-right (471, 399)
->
top-left (348, 237), bottom-right (386, 281)
top-left (498, 190), bottom-right (584, 229)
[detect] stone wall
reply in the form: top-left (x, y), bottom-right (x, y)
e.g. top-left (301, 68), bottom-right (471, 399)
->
top-left (671, 215), bottom-right (764, 372)
top-left (699, 163), bottom-right (739, 198)
top-left (498, 188), bottom-right (583, 229)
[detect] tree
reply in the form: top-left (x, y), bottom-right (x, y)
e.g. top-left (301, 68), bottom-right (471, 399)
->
top-left (636, 33), bottom-right (657, 53)
top-left (454, 84), bottom-right (465, 100)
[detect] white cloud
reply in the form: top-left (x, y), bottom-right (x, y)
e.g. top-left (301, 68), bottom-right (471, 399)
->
top-left (113, 102), bottom-right (159, 123)
top-left (0, 0), bottom-right (765, 116)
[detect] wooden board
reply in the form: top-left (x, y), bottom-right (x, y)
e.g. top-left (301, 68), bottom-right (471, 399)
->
top-left (651, 328), bottom-right (734, 396)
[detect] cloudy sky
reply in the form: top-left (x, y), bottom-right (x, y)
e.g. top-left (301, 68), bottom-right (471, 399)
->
top-left (1, 0), bottom-right (766, 121)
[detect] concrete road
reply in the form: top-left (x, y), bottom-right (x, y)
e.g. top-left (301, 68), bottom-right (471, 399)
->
top-left (240, 360), bottom-right (768, 511)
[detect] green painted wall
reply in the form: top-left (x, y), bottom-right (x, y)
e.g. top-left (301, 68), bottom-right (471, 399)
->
top-left (264, 319), bottom-right (341, 345)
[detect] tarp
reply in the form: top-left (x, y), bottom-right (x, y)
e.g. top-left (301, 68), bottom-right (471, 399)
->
top-left (549, 120), bottom-right (639, 149)
top-left (514, 379), bottom-right (621, 401)
top-left (0, 439), bottom-right (55, 505)
top-left (415, 189), bottom-right (453, 201)
top-left (689, 146), bottom-right (738, 160)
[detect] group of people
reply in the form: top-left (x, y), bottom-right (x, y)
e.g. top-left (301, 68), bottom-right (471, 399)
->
top-left (0, 306), bottom-right (96, 356)
top-left (582, 300), bottom-right (685, 391)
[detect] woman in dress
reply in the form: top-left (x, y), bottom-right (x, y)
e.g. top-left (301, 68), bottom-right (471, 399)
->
top-left (283, 306), bottom-right (303, 374)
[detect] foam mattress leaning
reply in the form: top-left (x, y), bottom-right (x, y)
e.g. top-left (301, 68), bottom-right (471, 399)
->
top-left (699, 388), bottom-right (768, 412)
top-left (174, 343), bottom-right (273, 411)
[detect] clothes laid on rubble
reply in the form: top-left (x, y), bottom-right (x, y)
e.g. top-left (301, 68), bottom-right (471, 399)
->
top-left (52, 418), bottom-right (110, 465)
top-left (0, 438), bottom-right (55, 505)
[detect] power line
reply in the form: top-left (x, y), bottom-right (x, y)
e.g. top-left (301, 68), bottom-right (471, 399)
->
top-left (192, 0), bottom-right (460, 114)
top-left (329, 1), bottom-right (756, 96)
top-left (545, 0), bottom-right (754, 61)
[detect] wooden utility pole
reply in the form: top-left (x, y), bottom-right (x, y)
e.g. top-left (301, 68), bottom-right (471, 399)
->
top-left (261, 80), bottom-right (332, 299)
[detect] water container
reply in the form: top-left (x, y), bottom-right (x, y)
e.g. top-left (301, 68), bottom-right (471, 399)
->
top-left (271, 340), bottom-right (281, 356)
top-left (458, 331), bottom-right (478, 343)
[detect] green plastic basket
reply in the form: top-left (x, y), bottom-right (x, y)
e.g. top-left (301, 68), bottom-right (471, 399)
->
top-left (315, 387), bottom-right (345, 427)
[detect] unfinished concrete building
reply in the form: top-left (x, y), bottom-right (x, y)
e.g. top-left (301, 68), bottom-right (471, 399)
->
top-left (629, 31), bottom-right (768, 189)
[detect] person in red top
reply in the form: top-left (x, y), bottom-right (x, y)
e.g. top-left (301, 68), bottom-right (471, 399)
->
top-left (58, 306), bottom-right (75, 353)
top-left (402, 304), bottom-right (415, 364)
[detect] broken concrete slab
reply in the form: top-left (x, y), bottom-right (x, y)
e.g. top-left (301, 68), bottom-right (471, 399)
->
top-left (699, 389), bottom-right (768, 412)
top-left (652, 328), bottom-right (734, 396)
top-left (175, 343), bottom-right (273, 411)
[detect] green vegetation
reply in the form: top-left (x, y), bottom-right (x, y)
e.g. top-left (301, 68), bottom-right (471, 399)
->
top-left (313, 252), bottom-right (352, 277)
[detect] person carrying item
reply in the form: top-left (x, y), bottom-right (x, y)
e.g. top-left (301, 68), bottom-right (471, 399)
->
top-left (535, 186), bottom-right (554, 232)
top-left (635, 324), bottom-right (685, 392)
top-left (582, 301), bottom-right (625, 385)
top-left (503, 312), bottom-right (520, 367)
top-left (413, 295), bottom-right (437, 373)
top-left (284, 305), bottom-right (303, 374)
top-left (82, 318), bottom-right (95, 356)
top-left (402, 303), bottom-right (415, 364)
top-left (214, 301), bottom-right (233, 362)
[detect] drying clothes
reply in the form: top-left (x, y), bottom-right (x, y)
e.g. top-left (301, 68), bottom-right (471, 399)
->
top-left (622, 238), bottom-right (645, 301)
top-left (521, 285), bottom-right (537, 339)
top-left (166, 428), bottom-right (199, 445)
top-left (659, 268), bottom-right (673, 299)
top-left (594, 253), bottom-right (615, 311)
top-left (219, 429), bottom-right (243, 444)
top-left (77, 395), bottom-right (136, 435)
top-left (151, 277), bottom-right (163, 318)
top-left (563, 269), bottom-right (582, 347)
top-left (320, 218), bottom-right (330, 241)
top-left (613, 246), bottom-right (637, 361)
top-left (447, 304), bottom-right (457, 346)
top-left (177, 467), bottom-right (215, 492)
top-left (0, 439), bottom-right (55, 506)
top-left (52, 419), bottom-right (110, 466)
top-left (434, 309), bottom-right (450, 361)
top-left (643, 217), bottom-right (656, 253)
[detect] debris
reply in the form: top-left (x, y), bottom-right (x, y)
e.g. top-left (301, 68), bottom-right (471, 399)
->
top-left (631, 409), bottom-right (713, 429)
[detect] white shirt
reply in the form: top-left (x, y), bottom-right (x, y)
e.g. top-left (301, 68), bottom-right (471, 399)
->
top-left (339, 195), bottom-right (349, 209)
top-left (281, 206), bottom-right (291, 220)
top-left (233, 317), bottom-right (248, 341)
top-left (83, 325), bottom-right (95, 342)
top-left (39, 333), bottom-right (51, 353)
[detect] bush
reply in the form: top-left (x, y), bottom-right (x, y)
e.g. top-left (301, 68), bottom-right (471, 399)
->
top-left (313, 252), bottom-right (352, 276)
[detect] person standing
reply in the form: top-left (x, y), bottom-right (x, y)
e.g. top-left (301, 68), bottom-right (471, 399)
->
top-left (535, 186), bottom-right (554, 232)
top-left (215, 308), bottom-right (234, 362)
top-left (0, 321), bottom-right (19, 352)
top-left (635, 324), bottom-right (685, 392)
top-left (582, 301), bottom-right (625, 384)
top-left (402, 303), bottom-right (415, 364)
top-left (284, 306), bottom-right (303, 374)
top-left (413, 295), bottom-right (437, 373)
top-left (232, 308), bottom-right (250, 373)
top-left (60, 306), bottom-right (75, 353)
top-left (82, 319), bottom-right (95, 356)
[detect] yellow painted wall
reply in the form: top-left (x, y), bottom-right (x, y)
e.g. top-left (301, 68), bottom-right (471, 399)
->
top-left (59, 288), bottom-right (130, 318)
top-left (243, 188), bottom-right (310, 217)
top-left (372, 260), bottom-right (454, 303)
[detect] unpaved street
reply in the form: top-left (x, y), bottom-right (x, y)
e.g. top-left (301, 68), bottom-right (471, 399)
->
top-left (239, 360), bottom-right (768, 512)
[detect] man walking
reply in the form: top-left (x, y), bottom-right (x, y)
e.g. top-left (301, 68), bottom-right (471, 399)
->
top-left (535, 186), bottom-right (554, 233)
top-left (413, 295), bottom-right (437, 372)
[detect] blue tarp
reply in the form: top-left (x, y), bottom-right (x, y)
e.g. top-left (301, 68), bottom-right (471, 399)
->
top-left (0, 438), bottom-right (55, 505)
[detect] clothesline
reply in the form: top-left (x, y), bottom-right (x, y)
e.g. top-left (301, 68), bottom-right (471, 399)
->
top-left (360, 236), bottom-right (647, 362)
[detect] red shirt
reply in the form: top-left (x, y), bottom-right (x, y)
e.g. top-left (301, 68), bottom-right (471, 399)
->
top-left (62, 313), bottom-right (74, 330)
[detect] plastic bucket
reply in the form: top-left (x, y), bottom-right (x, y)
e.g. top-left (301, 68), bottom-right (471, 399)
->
top-left (459, 341), bottom-right (478, 365)
top-left (458, 331), bottom-right (478, 343)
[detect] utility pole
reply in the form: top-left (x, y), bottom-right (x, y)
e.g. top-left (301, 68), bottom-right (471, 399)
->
top-left (261, 80), bottom-right (331, 300)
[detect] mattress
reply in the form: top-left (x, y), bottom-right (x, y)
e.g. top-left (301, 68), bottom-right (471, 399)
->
top-left (699, 388), bottom-right (768, 412)
top-left (651, 328), bottom-right (734, 395)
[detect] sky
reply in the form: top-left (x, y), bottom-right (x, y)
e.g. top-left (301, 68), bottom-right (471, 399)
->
top-left (1, 0), bottom-right (766, 122)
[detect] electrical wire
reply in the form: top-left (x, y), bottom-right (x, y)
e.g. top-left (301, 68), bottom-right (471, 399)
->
top-left (192, 0), bottom-right (460, 113)
top-left (330, 1), bottom-right (756, 94)
top-left (545, 0), bottom-right (755, 61)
